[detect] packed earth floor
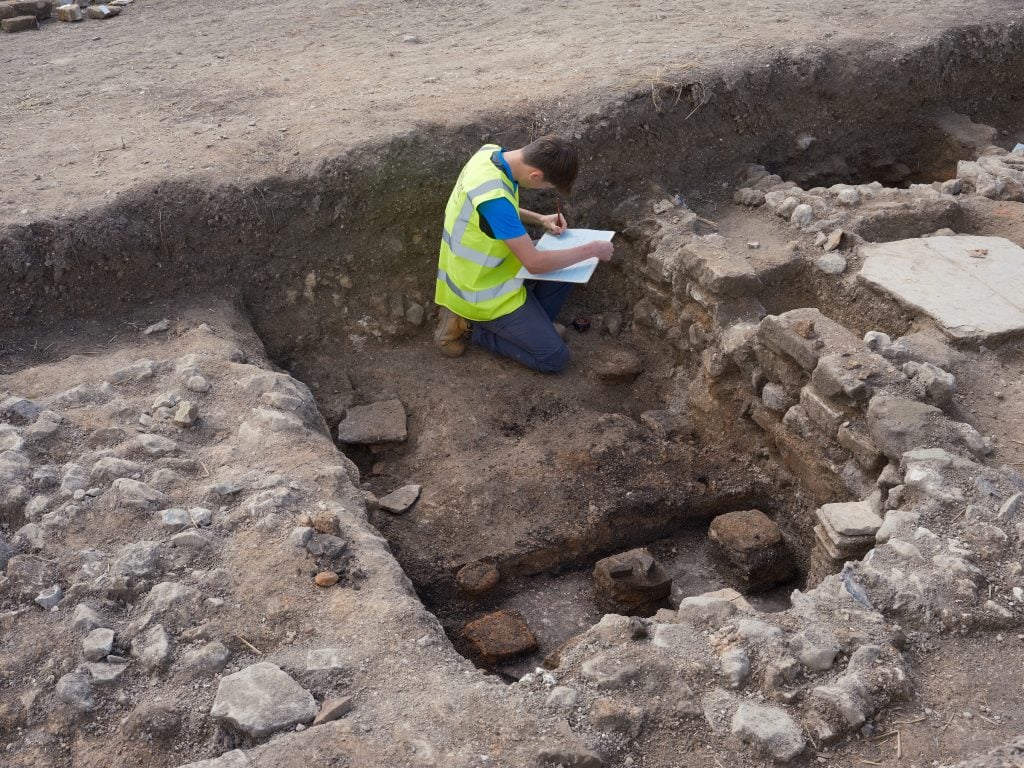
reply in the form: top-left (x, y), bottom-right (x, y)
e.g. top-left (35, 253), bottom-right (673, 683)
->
top-left (4, 2), bottom-right (1024, 768)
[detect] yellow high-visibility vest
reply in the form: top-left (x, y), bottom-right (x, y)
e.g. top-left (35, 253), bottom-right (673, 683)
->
top-left (434, 144), bottom-right (527, 321)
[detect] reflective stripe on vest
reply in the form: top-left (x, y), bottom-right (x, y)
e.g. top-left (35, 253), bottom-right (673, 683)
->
top-left (434, 145), bottom-right (527, 322)
top-left (436, 268), bottom-right (523, 304)
top-left (442, 178), bottom-right (516, 268)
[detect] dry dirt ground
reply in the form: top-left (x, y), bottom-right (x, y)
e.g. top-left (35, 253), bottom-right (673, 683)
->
top-left (4, 1), bottom-right (1024, 767)
top-left (1, 0), bottom-right (1023, 225)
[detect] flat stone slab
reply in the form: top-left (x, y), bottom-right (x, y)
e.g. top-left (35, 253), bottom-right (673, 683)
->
top-left (681, 239), bottom-right (762, 297)
top-left (336, 399), bottom-right (407, 445)
top-left (859, 235), bottom-right (1024, 340)
top-left (816, 500), bottom-right (882, 538)
top-left (210, 662), bottom-right (316, 737)
top-left (378, 484), bottom-right (421, 514)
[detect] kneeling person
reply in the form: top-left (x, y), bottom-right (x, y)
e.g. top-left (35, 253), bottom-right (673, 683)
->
top-left (434, 135), bottom-right (613, 373)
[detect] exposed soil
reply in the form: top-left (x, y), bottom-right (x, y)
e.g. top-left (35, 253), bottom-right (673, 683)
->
top-left (3, 0), bottom-right (1024, 226)
top-left (4, 2), bottom-right (1024, 766)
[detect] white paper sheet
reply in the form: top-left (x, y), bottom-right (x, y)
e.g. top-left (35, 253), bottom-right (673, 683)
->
top-left (514, 229), bottom-right (616, 283)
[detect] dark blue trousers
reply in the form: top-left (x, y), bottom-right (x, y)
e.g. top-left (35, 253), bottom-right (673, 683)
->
top-left (471, 280), bottom-right (573, 373)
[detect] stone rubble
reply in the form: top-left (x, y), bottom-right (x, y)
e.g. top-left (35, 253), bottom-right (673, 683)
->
top-left (2, 314), bottom-right (604, 768)
top-left (4, 139), bottom-right (1024, 767)
top-left (498, 152), bottom-right (1024, 766)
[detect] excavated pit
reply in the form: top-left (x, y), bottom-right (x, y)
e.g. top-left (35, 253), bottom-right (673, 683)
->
top-left (3, 22), bottom-right (1024, 768)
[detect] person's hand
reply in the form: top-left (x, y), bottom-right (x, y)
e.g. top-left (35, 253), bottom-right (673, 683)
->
top-left (587, 241), bottom-right (614, 262)
top-left (541, 212), bottom-right (566, 235)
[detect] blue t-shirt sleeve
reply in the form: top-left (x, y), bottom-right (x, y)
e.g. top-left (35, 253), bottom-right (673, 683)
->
top-left (478, 198), bottom-right (527, 240)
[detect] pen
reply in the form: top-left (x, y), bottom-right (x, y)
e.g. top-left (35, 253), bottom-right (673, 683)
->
top-left (556, 198), bottom-right (562, 231)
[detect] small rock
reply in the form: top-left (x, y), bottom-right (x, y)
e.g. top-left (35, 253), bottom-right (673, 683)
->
top-left (134, 433), bottom-right (179, 456)
top-left (0, 396), bottom-right (42, 421)
top-left (186, 375), bottom-right (212, 393)
top-left (210, 662), bottom-right (316, 737)
top-left (310, 509), bottom-right (340, 535)
top-left (289, 526), bottom-right (314, 548)
top-left (85, 662), bottom-right (129, 685)
top-left (132, 624), bottom-right (171, 671)
top-left (863, 330), bottom-right (891, 352)
top-left (112, 478), bottom-right (169, 510)
top-left (160, 508), bottom-right (191, 529)
top-left (776, 196), bottom-right (799, 219)
top-left (91, 456), bottom-right (144, 483)
top-left (171, 530), bottom-right (210, 549)
top-left (72, 604), bottom-right (105, 632)
top-left (405, 303), bottom-right (425, 326)
top-left (941, 178), bottom-right (963, 195)
top-left (112, 541), bottom-right (161, 580)
top-left (790, 203), bottom-right (814, 227)
top-left (305, 533), bottom-right (347, 559)
top-left (998, 492), bottom-right (1023, 520)
top-left (314, 571), bottom-right (339, 587)
top-left (143, 319), bottom-right (170, 335)
top-left (0, 451), bottom-right (31, 483)
top-left (823, 228), bottom-right (844, 252)
top-left (172, 401), bottom-right (199, 428)
top-left (378, 484), bottom-right (421, 514)
top-left (35, 584), bottom-right (63, 610)
top-left (915, 362), bottom-right (956, 407)
top-left (455, 561), bottom-right (500, 596)
top-left (815, 253), bottom-right (847, 274)
top-left (312, 697), bottom-right (352, 726)
top-left (731, 702), bottom-right (805, 762)
top-left (402, 33), bottom-right (420, 43)
top-left (181, 641), bottom-right (231, 676)
top-left (85, 3), bottom-right (118, 17)
top-left (836, 188), bottom-right (861, 205)
top-left (83, 628), bottom-right (115, 661)
top-left (721, 648), bottom-right (751, 688)
top-left (56, 672), bottom-right (94, 712)
top-left (190, 507), bottom-right (213, 526)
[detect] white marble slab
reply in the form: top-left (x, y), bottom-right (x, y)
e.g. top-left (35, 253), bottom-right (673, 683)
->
top-left (859, 235), bottom-right (1024, 340)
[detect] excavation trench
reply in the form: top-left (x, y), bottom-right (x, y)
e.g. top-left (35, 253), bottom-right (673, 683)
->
top-left (3, 21), bottom-right (1024, 683)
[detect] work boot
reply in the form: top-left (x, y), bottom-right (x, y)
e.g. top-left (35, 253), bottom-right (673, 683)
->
top-left (434, 307), bottom-right (469, 357)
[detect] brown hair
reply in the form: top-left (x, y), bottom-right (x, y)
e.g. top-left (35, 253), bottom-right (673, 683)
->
top-left (521, 135), bottom-right (579, 195)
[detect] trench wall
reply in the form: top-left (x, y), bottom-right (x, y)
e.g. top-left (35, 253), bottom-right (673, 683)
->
top-left (2, 23), bottom-right (1024, 364)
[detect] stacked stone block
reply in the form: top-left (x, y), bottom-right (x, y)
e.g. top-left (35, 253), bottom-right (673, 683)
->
top-left (808, 500), bottom-right (883, 582)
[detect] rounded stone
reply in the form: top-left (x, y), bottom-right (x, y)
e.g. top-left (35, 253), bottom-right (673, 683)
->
top-left (455, 561), bottom-right (500, 596)
top-left (815, 253), bottom-right (847, 275)
top-left (790, 203), bottom-right (814, 227)
top-left (314, 571), bottom-right (339, 588)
